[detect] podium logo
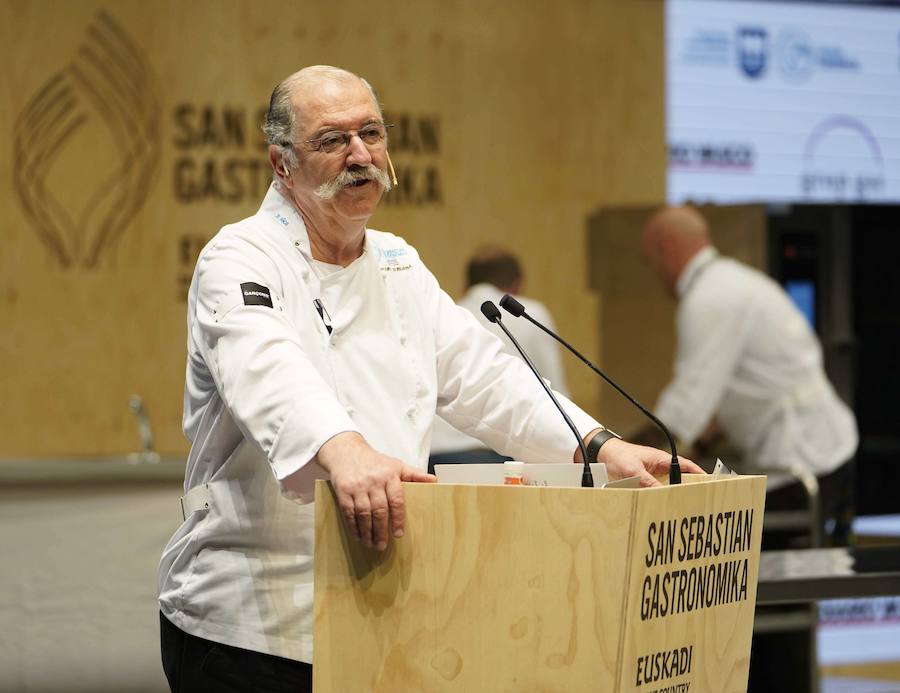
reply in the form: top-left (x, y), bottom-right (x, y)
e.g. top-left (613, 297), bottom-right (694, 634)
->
top-left (13, 11), bottom-right (161, 268)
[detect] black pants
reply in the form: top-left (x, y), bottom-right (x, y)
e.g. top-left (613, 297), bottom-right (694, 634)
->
top-left (748, 461), bottom-right (855, 693)
top-left (160, 612), bottom-right (312, 693)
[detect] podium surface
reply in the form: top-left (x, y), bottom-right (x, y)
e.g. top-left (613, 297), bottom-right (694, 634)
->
top-left (314, 475), bottom-right (765, 692)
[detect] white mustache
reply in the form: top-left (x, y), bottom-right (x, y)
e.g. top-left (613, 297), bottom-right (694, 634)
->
top-left (314, 165), bottom-right (393, 200)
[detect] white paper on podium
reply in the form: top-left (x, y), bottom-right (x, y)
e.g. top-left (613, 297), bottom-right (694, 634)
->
top-left (712, 458), bottom-right (739, 479)
top-left (434, 462), bottom-right (608, 487)
top-left (602, 475), bottom-right (642, 489)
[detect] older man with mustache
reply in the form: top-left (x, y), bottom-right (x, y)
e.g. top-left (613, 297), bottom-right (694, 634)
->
top-left (157, 65), bottom-right (699, 692)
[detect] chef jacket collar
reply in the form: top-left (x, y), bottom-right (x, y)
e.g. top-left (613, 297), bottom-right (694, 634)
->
top-left (258, 182), bottom-right (371, 265)
top-left (676, 246), bottom-right (719, 298)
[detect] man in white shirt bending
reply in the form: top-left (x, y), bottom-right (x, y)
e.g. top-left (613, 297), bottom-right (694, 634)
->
top-left (637, 205), bottom-right (857, 546)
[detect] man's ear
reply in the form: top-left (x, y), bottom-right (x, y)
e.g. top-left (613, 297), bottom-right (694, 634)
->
top-left (268, 144), bottom-right (291, 185)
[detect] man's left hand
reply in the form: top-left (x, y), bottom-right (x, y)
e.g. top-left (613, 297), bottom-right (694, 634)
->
top-left (597, 437), bottom-right (705, 487)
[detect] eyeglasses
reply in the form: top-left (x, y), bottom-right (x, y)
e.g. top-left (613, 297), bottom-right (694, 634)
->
top-left (298, 122), bottom-right (394, 155)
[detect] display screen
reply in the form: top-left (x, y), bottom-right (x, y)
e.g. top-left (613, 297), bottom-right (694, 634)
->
top-left (667, 0), bottom-right (900, 204)
top-left (784, 279), bottom-right (816, 327)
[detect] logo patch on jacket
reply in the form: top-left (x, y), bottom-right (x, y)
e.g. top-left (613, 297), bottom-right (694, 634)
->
top-left (378, 247), bottom-right (412, 272)
top-left (241, 282), bottom-right (273, 308)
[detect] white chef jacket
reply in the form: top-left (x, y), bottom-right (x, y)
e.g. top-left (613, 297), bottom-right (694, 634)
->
top-left (158, 184), bottom-right (601, 663)
top-left (430, 283), bottom-right (570, 454)
top-left (655, 247), bottom-right (858, 477)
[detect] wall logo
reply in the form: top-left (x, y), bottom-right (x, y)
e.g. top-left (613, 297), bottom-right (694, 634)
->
top-left (13, 11), bottom-right (161, 268)
top-left (736, 27), bottom-right (768, 79)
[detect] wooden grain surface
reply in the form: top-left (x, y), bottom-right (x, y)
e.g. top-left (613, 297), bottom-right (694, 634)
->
top-left (618, 475), bottom-right (766, 693)
top-left (314, 475), bottom-right (765, 692)
top-left (315, 481), bottom-right (636, 691)
top-left (0, 0), bottom-right (665, 456)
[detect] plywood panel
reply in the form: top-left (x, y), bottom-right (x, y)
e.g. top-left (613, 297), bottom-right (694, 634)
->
top-left (314, 480), bottom-right (637, 691)
top-left (313, 475), bottom-right (765, 692)
top-left (0, 0), bottom-right (665, 456)
top-left (617, 475), bottom-right (766, 692)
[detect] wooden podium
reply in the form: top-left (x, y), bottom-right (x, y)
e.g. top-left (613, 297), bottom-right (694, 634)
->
top-left (313, 474), bottom-right (766, 692)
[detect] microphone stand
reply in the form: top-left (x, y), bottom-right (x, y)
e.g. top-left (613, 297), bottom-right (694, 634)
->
top-left (499, 294), bottom-right (681, 485)
top-left (480, 301), bottom-right (594, 488)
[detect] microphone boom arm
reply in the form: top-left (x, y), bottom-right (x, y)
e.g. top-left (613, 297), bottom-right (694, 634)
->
top-left (500, 294), bottom-right (682, 485)
top-left (480, 301), bottom-right (595, 488)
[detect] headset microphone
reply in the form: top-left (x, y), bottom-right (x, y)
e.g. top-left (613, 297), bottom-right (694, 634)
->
top-left (386, 151), bottom-right (398, 186)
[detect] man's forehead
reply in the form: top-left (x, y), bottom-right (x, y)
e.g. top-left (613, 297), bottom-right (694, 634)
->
top-left (291, 77), bottom-right (379, 130)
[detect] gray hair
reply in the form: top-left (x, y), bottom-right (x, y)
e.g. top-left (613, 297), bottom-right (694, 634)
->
top-left (262, 66), bottom-right (383, 171)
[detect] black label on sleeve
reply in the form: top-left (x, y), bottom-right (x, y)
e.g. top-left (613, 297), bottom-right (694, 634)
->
top-left (241, 282), bottom-right (273, 308)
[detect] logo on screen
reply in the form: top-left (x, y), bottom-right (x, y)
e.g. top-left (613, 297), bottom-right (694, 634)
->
top-left (801, 115), bottom-right (885, 200)
top-left (13, 10), bottom-right (161, 268)
top-left (736, 27), bottom-right (768, 79)
top-left (776, 28), bottom-right (814, 82)
top-left (774, 27), bottom-right (858, 83)
top-left (668, 142), bottom-right (754, 172)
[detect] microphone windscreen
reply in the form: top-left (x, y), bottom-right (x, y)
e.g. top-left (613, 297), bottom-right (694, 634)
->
top-left (499, 294), bottom-right (525, 317)
top-left (480, 301), bottom-right (501, 323)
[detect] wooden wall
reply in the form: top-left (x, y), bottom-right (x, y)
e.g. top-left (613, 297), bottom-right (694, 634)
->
top-left (0, 0), bottom-right (666, 456)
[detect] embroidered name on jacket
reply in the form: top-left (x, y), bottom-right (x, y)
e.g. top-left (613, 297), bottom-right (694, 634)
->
top-left (241, 282), bottom-right (273, 307)
top-left (379, 247), bottom-right (412, 272)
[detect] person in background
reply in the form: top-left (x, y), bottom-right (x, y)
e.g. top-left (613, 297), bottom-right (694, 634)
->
top-left (429, 246), bottom-right (570, 472)
top-left (635, 205), bottom-right (858, 546)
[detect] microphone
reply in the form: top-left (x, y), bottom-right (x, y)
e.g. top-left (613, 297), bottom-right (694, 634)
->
top-left (498, 294), bottom-right (682, 485)
top-left (480, 301), bottom-right (594, 488)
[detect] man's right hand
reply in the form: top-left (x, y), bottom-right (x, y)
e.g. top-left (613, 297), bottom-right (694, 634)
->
top-left (315, 432), bottom-right (435, 551)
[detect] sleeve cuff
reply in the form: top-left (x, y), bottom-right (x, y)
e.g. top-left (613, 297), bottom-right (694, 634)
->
top-left (268, 400), bottom-right (362, 502)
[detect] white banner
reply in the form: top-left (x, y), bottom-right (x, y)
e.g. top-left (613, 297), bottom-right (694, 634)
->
top-left (667, 0), bottom-right (900, 204)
